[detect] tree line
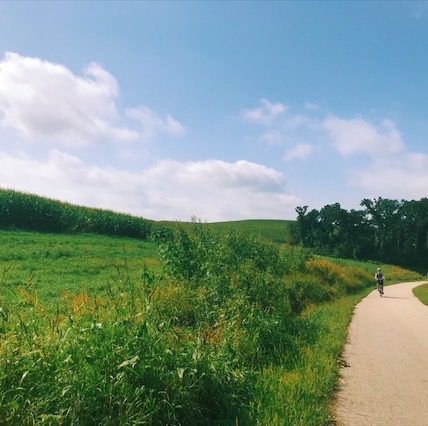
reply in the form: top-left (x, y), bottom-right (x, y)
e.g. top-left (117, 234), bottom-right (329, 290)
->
top-left (291, 198), bottom-right (428, 269)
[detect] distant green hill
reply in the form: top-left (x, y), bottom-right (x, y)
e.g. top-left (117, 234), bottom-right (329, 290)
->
top-left (0, 188), bottom-right (294, 243)
top-left (207, 219), bottom-right (293, 242)
top-left (159, 219), bottom-right (294, 243)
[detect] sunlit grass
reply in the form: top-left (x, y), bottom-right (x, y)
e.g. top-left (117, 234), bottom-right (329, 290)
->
top-left (0, 230), bottom-right (159, 307)
top-left (251, 290), bottom-right (371, 425)
top-left (159, 219), bottom-right (293, 243)
top-left (413, 283), bottom-right (428, 306)
top-left (321, 255), bottom-right (422, 285)
top-left (0, 227), bottom-right (422, 424)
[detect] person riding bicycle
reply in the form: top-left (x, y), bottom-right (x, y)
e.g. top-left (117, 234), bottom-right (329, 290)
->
top-left (375, 268), bottom-right (384, 295)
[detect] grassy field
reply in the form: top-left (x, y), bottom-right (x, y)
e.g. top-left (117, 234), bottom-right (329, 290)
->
top-left (413, 283), bottom-right (428, 306)
top-left (0, 226), bottom-right (421, 424)
top-left (0, 230), bottom-right (160, 307)
top-left (159, 219), bottom-right (293, 243)
top-left (208, 219), bottom-right (293, 243)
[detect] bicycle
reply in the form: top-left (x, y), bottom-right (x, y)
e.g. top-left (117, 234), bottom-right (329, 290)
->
top-left (377, 279), bottom-right (384, 296)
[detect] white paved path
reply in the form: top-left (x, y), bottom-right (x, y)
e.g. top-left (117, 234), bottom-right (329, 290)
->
top-left (335, 281), bottom-right (428, 426)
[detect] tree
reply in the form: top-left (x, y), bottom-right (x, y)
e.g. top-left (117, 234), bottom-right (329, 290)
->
top-left (292, 197), bottom-right (428, 268)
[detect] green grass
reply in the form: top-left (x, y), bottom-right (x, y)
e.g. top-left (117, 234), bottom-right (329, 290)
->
top-left (413, 283), bottom-right (428, 306)
top-left (321, 255), bottom-right (422, 285)
top-left (159, 219), bottom-right (293, 243)
top-left (252, 289), bottom-right (371, 425)
top-left (321, 255), bottom-right (380, 271)
top-left (0, 227), bottom-right (421, 424)
top-left (1, 190), bottom-right (423, 423)
top-left (0, 230), bottom-right (160, 307)
top-left (208, 219), bottom-right (293, 243)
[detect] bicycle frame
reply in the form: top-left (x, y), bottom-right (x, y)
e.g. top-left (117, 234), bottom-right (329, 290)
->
top-left (377, 279), bottom-right (384, 296)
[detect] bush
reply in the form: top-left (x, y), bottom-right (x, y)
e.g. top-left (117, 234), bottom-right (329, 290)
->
top-left (158, 227), bottom-right (334, 369)
top-left (285, 274), bottom-right (333, 313)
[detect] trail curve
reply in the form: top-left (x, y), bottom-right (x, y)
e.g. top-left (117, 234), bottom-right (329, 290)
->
top-left (335, 281), bottom-right (428, 426)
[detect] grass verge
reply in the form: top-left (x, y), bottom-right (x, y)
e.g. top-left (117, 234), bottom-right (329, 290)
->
top-left (251, 289), bottom-right (371, 425)
top-left (413, 283), bottom-right (428, 306)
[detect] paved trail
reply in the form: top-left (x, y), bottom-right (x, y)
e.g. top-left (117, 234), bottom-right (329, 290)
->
top-left (335, 281), bottom-right (428, 426)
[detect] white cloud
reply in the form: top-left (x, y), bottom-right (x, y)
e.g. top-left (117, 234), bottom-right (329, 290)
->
top-left (351, 152), bottom-right (428, 199)
top-left (281, 114), bottom-right (319, 132)
top-left (126, 106), bottom-right (185, 141)
top-left (323, 115), bottom-right (428, 199)
top-left (284, 143), bottom-right (316, 161)
top-left (0, 52), bottom-right (185, 147)
top-left (0, 151), bottom-right (299, 221)
top-left (324, 115), bottom-right (404, 157)
top-left (260, 130), bottom-right (288, 145)
top-left (242, 99), bottom-right (427, 201)
top-left (0, 52), bottom-right (138, 146)
top-left (242, 99), bottom-right (287, 125)
top-left (304, 101), bottom-right (320, 111)
top-left (242, 100), bottom-right (322, 161)
top-left (321, 114), bottom-right (428, 199)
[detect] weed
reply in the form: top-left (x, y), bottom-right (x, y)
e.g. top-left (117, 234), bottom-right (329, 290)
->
top-left (0, 226), bottom-right (421, 424)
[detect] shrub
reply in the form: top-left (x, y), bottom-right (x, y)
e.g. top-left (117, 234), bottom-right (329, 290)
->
top-left (158, 226), bottom-right (322, 369)
top-left (285, 274), bottom-right (333, 314)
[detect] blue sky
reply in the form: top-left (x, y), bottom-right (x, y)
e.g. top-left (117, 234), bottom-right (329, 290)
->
top-left (0, 1), bottom-right (427, 221)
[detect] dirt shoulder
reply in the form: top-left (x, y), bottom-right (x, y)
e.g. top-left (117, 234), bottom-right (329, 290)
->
top-left (334, 281), bottom-right (428, 426)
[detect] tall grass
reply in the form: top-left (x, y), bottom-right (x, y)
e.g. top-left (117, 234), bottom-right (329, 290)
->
top-left (251, 291), bottom-right (371, 425)
top-left (0, 274), bottom-right (249, 424)
top-left (323, 255), bottom-right (422, 284)
top-left (0, 225), bottom-right (421, 424)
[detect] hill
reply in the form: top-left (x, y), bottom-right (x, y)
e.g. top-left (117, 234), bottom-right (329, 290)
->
top-left (158, 219), bottom-right (293, 243)
top-left (207, 219), bottom-right (293, 242)
top-left (1, 188), bottom-right (292, 243)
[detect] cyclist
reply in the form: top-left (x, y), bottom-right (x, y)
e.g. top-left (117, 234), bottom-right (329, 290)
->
top-left (375, 268), bottom-right (384, 296)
